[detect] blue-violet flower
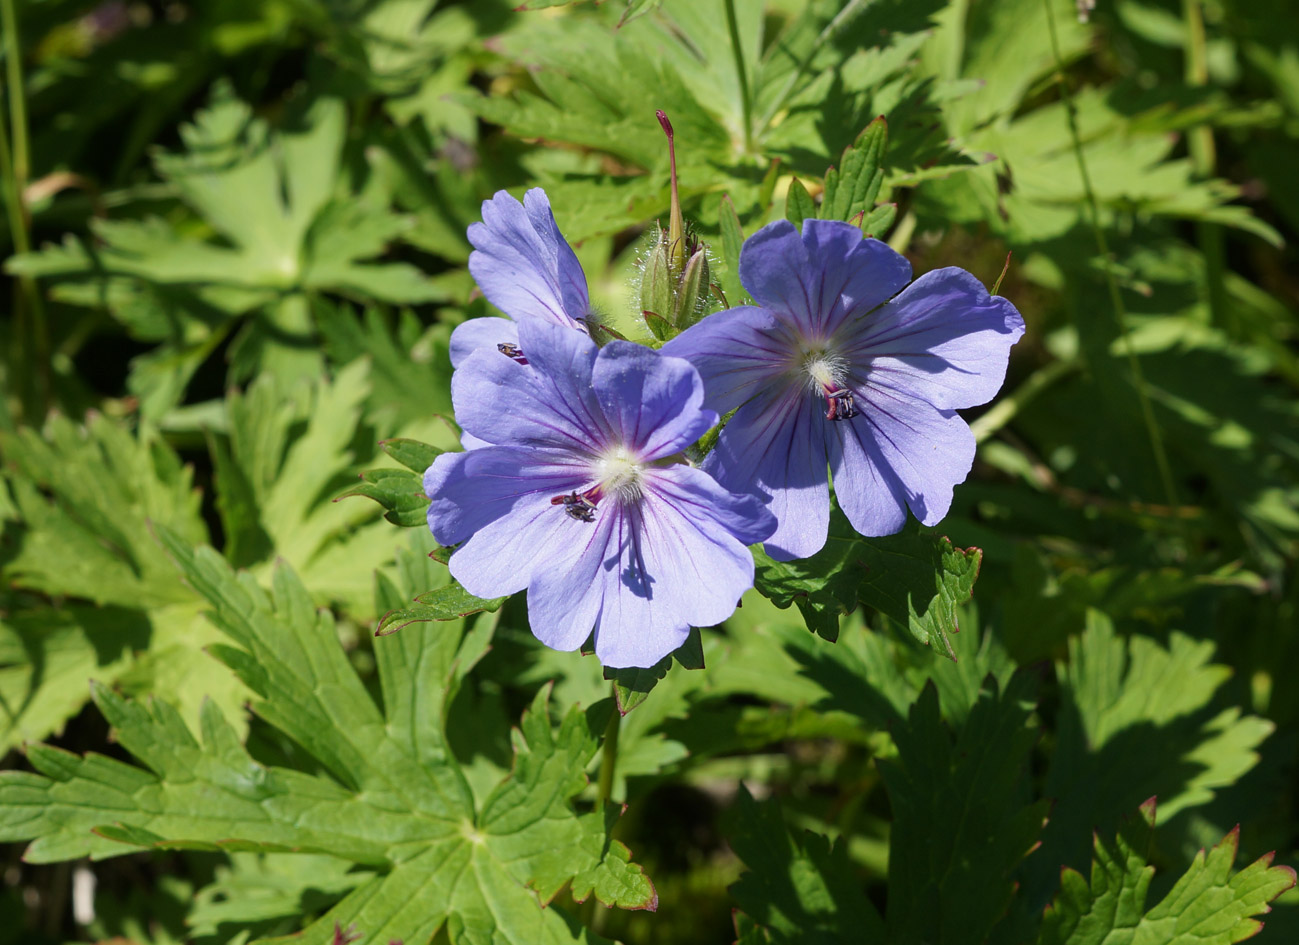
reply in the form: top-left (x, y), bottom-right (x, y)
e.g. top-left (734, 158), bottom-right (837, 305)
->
top-left (424, 318), bottom-right (776, 668)
top-left (450, 188), bottom-right (590, 369)
top-left (663, 218), bottom-right (1025, 560)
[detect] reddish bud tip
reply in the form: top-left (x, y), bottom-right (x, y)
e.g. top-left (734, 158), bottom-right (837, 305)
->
top-left (656, 109), bottom-right (673, 139)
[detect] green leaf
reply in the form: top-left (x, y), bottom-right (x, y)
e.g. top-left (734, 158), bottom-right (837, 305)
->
top-left (1039, 799), bottom-right (1296, 945)
top-left (753, 511), bottom-right (981, 655)
top-left (822, 117), bottom-right (888, 224)
top-left (0, 606), bottom-right (149, 755)
top-left (0, 414), bottom-right (206, 609)
top-left (0, 531), bottom-right (654, 944)
top-left (380, 437), bottom-right (444, 473)
top-left (1027, 610), bottom-right (1275, 913)
top-left (603, 627), bottom-right (705, 715)
top-left (717, 193), bottom-right (747, 306)
top-left (335, 467), bottom-right (430, 527)
top-left (213, 360), bottom-right (408, 614)
top-left (6, 83), bottom-right (438, 404)
top-left (785, 178), bottom-right (818, 227)
top-left (861, 202), bottom-right (897, 238)
top-left (880, 674), bottom-right (1049, 945)
top-left (375, 582), bottom-right (510, 636)
top-left (315, 300), bottom-right (456, 427)
top-left (0, 412), bottom-right (248, 738)
top-left (726, 784), bottom-right (886, 944)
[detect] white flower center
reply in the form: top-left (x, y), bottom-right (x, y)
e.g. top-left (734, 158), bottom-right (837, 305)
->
top-left (799, 347), bottom-right (849, 395)
top-left (596, 446), bottom-right (645, 503)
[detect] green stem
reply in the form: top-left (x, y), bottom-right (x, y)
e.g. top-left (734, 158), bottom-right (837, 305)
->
top-left (722, 0), bottom-right (753, 154)
top-left (1182, 0), bottom-right (1214, 170)
top-left (596, 691), bottom-right (621, 807)
top-left (582, 692), bottom-right (622, 933)
top-left (1042, 0), bottom-right (1179, 510)
top-left (1181, 0), bottom-right (1230, 331)
top-left (1, 0), bottom-right (48, 417)
top-left (971, 358), bottom-right (1082, 444)
top-left (886, 208), bottom-right (917, 254)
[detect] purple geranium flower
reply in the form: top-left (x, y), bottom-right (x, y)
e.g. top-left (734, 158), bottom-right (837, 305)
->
top-left (424, 318), bottom-right (776, 668)
top-left (662, 218), bottom-right (1025, 561)
top-left (450, 188), bottom-right (591, 369)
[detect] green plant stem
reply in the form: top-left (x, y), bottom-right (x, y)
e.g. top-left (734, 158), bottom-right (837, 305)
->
top-left (1043, 0), bottom-right (1179, 511)
top-left (722, 0), bottom-right (753, 155)
top-left (1, 0), bottom-right (49, 418)
top-left (1182, 0), bottom-right (1230, 331)
top-left (887, 208), bottom-right (917, 254)
top-left (583, 692), bottom-right (622, 933)
top-left (971, 358), bottom-right (1082, 444)
top-left (596, 691), bottom-right (621, 807)
top-left (1182, 0), bottom-right (1214, 171)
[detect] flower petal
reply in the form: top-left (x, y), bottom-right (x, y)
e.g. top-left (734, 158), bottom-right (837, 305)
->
top-left (800, 219), bottom-right (912, 336)
top-left (525, 512), bottom-right (614, 654)
top-left (447, 475), bottom-right (595, 601)
top-left (661, 305), bottom-right (792, 415)
top-left (424, 447), bottom-right (589, 547)
top-left (646, 464), bottom-right (776, 548)
top-left (845, 267), bottom-right (1026, 410)
top-left (467, 188), bottom-right (589, 330)
top-left (832, 387), bottom-right (975, 534)
top-left (592, 341), bottom-right (716, 461)
top-left (707, 387), bottom-right (831, 560)
top-left (588, 509), bottom-right (691, 668)
top-left (639, 469), bottom-right (769, 626)
top-left (449, 316), bottom-right (517, 368)
top-left (452, 319), bottom-right (608, 452)
top-left (738, 220), bottom-right (815, 328)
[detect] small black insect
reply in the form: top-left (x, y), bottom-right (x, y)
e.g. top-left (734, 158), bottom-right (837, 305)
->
top-left (550, 491), bottom-right (598, 522)
top-left (824, 388), bottom-right (857, 421)
top-left (497, 342), bottom-right (529, 365)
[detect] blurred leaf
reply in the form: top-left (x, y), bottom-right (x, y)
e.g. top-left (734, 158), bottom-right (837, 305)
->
top-left (881, 674), bottom-right (1049, 945)
top-left (726, 784), bottom-right (886, 944)
top-left (0, 606), bottom-right (148, 756)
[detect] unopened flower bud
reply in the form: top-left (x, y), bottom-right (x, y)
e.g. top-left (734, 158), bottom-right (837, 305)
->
top-left (640, 224), bottom-right (674, 340)
top-left (674, 245), bottom-right (708, 331)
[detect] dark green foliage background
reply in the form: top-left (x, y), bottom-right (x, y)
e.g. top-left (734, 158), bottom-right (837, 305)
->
top-left (0, 0), bottom-right (1297, 943)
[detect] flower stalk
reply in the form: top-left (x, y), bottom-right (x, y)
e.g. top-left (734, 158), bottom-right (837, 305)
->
top-left (641, 112), bottom-right (712, 343)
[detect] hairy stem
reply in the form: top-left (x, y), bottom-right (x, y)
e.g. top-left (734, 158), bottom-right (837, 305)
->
top-left (1043, 0), bottom-right (1179, 510)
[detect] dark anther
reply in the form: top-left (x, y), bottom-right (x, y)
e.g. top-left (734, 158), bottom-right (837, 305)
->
top-left (498, 343), bottom-right (528, 365)
top-left (824, 389), bottom-right (857, 421)
top-left (550, 490), bottom-right (598, 522)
